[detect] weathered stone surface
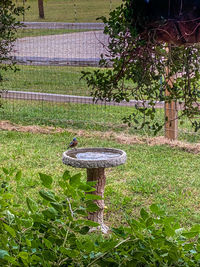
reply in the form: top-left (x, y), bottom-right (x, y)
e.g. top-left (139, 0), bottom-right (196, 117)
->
top-left (62, 147), bottom-right (127, 169)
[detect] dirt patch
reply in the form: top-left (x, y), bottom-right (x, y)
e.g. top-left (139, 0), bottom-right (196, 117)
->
top-left (0, 120), bottom-right (199, 154)
top-left (0, 120), bottom-right (64, 134)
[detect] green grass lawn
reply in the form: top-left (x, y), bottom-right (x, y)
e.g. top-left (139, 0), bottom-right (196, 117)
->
top-left (16, 28), bottom-right (95, 38)
top-left (0, 66), bottom-right (135, 96)
top-left (0, 129), bottom-right (199, 228)
top-left (0, 66), bottom-right (90, 96)
top-left (17, 0), bottom-right (122, 23)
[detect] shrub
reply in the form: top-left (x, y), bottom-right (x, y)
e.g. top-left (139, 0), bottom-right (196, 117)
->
top-left (0, 168), bottom-right (199, 266)
top-left (0, 0), bottom-right (24, 81)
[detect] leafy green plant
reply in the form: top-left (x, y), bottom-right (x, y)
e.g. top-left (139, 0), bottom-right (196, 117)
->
top-left (0, 168), bottom-right (199, 266)
top-left (0, 168), bottom-right (100, 266)
top-left (0, 0), bottom-right (25, 110)
top-left (0, 0), bottom-right (25, 81)
top-left (93, 206), bottom-right (200, 266)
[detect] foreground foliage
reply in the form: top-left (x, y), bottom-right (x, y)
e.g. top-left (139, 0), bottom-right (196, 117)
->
top-left (0, 168), bottom-right (199, 266)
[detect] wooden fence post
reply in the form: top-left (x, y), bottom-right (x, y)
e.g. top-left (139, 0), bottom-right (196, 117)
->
top-left (164, 47), bottom-right (178, 140)
top-left (38, 0), bottom-right (45, 19)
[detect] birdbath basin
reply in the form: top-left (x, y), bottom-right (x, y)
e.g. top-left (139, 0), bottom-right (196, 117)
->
top-left (62, 147), bottom-right (127, 233)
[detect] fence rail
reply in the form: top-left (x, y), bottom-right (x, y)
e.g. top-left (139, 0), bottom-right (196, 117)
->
top-left (1, 90), bottom-right (164, 108)
top-left (22, 22), bottom-right (104, 30)
top-left (13, 56), bottom-right (100, 67)
top-left (2, 91), bottom-right (199, 110)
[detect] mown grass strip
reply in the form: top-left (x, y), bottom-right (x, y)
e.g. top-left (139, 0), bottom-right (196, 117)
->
top-left (0, 99), bottom-right (199, 143)
top-left (16, 28), bottom-right (94, 38)
top-left (17, 0), bottom-right (122, 23)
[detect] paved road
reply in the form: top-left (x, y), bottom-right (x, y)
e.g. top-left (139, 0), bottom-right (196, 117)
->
top-left (12, 31), bottom-right (108, 66)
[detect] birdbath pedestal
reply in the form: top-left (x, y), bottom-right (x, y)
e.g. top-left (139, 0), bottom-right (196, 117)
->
top-left (62, 148), bottom-right (126, 233)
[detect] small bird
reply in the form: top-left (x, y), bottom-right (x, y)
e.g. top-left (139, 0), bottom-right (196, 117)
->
top-left (67, 137), bottom-right (78, 149)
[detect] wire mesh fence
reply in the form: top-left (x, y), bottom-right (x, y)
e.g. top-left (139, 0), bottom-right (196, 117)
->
top-left (0, 0), bottom-right (199, 143)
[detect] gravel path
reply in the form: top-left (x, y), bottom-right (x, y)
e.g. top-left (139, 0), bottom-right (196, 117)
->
top-left (13, 31), bottom-right (108, 60)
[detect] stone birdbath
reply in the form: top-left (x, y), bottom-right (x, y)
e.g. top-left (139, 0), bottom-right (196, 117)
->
top-left (62, 147), bottom-right (126, 233)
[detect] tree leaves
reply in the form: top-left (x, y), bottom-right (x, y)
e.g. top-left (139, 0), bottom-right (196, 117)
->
top-left (0, 0), bottom-right (24, 83)
top-left (82, 1), bottom-right (200, 134)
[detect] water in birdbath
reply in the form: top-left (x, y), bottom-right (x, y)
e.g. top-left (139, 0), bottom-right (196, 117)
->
top-left (76, 152), bottom-right (121, 161)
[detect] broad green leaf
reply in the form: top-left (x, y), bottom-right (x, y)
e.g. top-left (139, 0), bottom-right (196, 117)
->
top-left (112, 227), bottom-right (126, 237)
top-left (76, 208), bottom-right (87, 216)
top-left (85, 194), bottom-right (102, 200)
top-left (183, 243), bottom-right (195, 250)
top-left (59, 247), bottom-right (79, 258)
top-left (26, 239), bottom-right (31, 247)
top-left (39, 173), bottom-right (53, 189)
top-left (31, 255), bottom-right (41, 263)
top-left (77, 239), bottom-right (94, 252)
top-left (15, 170), bottom-right (22, 181)
top-left (190, 225), bottom-right (200, 233)
top-left (59, 180), bottom-right (66, 189)
top-left (101, 240), bottom-right (118, 252)
top-left (3, 256), bottom-right (18, 265)
top-left (42, 207), bottom-right (58, 219)
top-left (20, 219), bottom-right (33, 228)
top-left (128, 218), bottom-right (140, 230)
top-left (131, 252), bottom-right (145, 261)
top-left (18, 251), bottom-right (29, 260)
top-left (103, 257), bottom-right (119, 264)
top-left (150, 204), bottom-right (164, 216)
top-left (195, 253), bottom-right (200, 260)
top-left (168, 247), bottom-right (179, 261)
top-left (62, 170), bottom-right (70, 180)
top-left (3, 223), bottom-right (16, 238)
top-left (164, 225), bottom-right (175, 237)
top-left (140, 208), bottom-right (149, 220)
top-left (64, 186), bottom-right (77, 198)
top-left (86, 201), bottom-right (99, 212)
top-left (4, 210), bottom-right (15, 224)
top-left (182, 231), bottom-right (199, 238)
top-left (146, 217), bottom-right (153, 227)
top-left (0, 249), bottom-right (9, 259)
top-left (70, 173), bottom-right (81, 186)
top-left (79, 226), bottom-right (90, 235)
top-left (50, 202), bottom-right (63, 212)
top-left (31, 213), bottom-right (45, 223)
top-left (39, 189), bottom-right (56, 202)
top-left (87, 181), bottom-right (97, 186)
top-left (2, 193), bottom-right (13, 200)
top-left (42, 250), bottom-right (56, 261)
top-left (26, 197), bottom-right (38, 213)
top-left (79, 183), bottom-right (96, 192)
top-left (77, 219), bottom-right (99, 227)
top-left (43, 238), bottom-right (53, 249)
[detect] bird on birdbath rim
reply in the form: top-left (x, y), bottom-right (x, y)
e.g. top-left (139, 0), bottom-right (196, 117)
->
top-left (67, 137), bottom-right (78, 149)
